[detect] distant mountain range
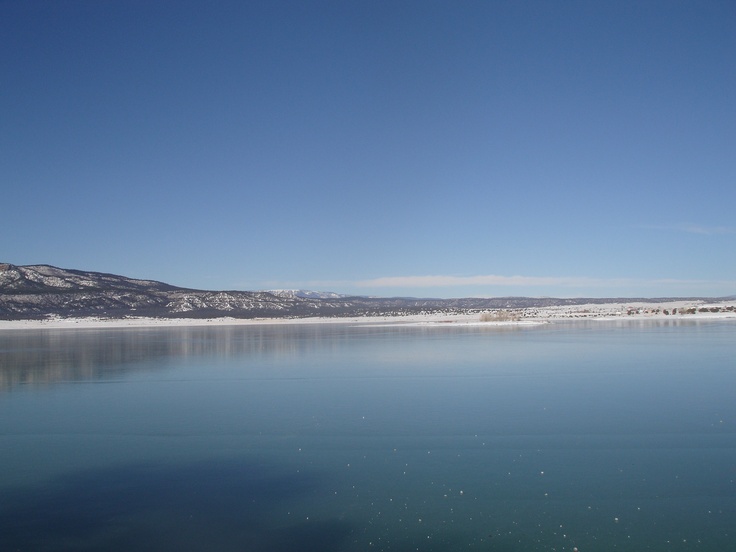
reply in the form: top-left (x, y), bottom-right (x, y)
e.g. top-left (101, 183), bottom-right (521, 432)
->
top-left (0, 263), bottom-right (721, 320)
top-left (265, 289), bottom-right (349, 300)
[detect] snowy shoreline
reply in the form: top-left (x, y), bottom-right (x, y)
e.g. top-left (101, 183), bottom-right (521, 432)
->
top-left (1, 300), bottom-right (734, 330)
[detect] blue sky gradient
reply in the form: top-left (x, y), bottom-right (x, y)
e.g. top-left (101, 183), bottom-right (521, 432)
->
top-left (2, 1), bottom-right (734, 297)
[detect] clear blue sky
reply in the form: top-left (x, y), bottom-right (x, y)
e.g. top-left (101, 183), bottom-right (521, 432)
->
top-left (2, 1), bottom-right (734, 298)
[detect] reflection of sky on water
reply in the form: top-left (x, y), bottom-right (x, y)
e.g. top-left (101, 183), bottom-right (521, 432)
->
top-left (2, 318), bottom-right (729, 390)
top-left (1, 321), bottom-right (735, 550)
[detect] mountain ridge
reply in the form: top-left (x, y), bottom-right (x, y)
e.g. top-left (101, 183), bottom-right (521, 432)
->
top-left (0, 263), bottom-right (727, 320)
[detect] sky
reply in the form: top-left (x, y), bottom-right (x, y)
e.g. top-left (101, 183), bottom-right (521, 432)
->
top-left (2, 0), bottom-right (734, 298)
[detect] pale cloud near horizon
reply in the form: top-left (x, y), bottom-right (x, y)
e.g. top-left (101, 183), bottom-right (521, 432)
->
top-left (354, 274), bottom-right (604, 288)
top-left (352, 274), bottom-right (721, 289)
top-left (294, 274), bottom-right (734, 292)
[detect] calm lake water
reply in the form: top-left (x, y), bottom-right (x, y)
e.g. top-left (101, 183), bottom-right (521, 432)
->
top-left (1, 320), bottom-right (734, 551)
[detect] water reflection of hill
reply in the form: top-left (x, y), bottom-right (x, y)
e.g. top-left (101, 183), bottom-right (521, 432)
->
top-left (0, 324), bottom-right (360, 391)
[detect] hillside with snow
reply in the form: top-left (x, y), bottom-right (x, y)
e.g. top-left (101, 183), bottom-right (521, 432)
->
top-left (1, 263), bottom-right (729, 321)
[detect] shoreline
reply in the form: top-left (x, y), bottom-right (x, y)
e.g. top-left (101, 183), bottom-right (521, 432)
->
top-left (1, 300), bottom-right (734, 330)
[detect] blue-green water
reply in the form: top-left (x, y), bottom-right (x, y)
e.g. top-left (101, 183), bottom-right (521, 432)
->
top-left (1, 320), bottom-right (734, 551)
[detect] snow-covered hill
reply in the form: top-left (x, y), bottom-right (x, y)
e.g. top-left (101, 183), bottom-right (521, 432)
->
top-left (0, 263), bottom-right (329, 319)
top-left (1, 262), bottom-right (723, 321)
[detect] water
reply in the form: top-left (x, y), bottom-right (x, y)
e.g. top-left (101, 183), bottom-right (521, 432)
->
top-left (1, 320), bottom-right (734, 551)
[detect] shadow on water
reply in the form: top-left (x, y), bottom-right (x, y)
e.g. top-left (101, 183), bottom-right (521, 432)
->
top-left (0, 457), bottom-right (354, 552)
